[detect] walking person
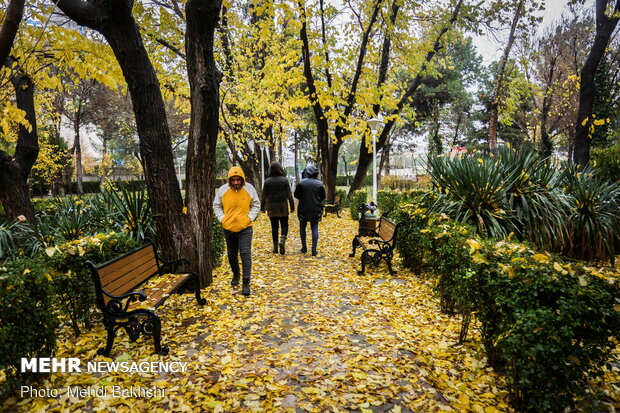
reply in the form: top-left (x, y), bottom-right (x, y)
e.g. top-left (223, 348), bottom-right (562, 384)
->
top-left (261, 162), bottom-right (295, 255)
top-left (294, 165), bottom-right (326, 256)
top-left (213, 166), bottom-right (261, 296)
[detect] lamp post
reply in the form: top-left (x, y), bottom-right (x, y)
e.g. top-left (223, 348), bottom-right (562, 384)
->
top-left (257, 140), bottom-right (267, 188)
top-left (366, 117), bottom-right (383, 205)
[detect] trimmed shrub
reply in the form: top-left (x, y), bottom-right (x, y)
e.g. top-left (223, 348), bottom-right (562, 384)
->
top-left (0, 258), bottom-right (58, 394)
top-left (395, 202), bottom-right (620, 411)
top-left (379, 175), bottom-right (418, 191)
top-left (591, 144), bottom-right (620, 182)
top-left (348, 190), bottom-right (368, 221)
top-left (44, 232), bottom-right (138, 336)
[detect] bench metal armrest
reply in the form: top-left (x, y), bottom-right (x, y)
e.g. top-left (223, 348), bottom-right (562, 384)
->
top-left (101, 289), bottom-right (147, 314)
top-left (159, 258), bottom-right (190, 274)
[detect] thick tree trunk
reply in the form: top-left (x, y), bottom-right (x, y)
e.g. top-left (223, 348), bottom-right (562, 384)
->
top-left (0, 66), bottom-right (38, 222)
top-left (185, 0), bottom-right (222, 287)
top-left (574, 0), bottom-right (620, 165)
top-left (57, 0), bottom-right (187, 260)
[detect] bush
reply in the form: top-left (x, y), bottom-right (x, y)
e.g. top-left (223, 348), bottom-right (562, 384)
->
top-left (395, 202), bottom-right (620, 411)
top-left (379, 175), bottom-right (418, 191)
top-left (591, 144), bottom-right (620, 182)
top-left (0, 258), bottom-right (58, 394)
top-left (44, 232), bottom-right (138, 336)
top-left (68, 181), bottom-right (101, 194)
top-left (348, 190), bottom-right (368, 221)
top-left (377, 189), bottom-right (431, 217)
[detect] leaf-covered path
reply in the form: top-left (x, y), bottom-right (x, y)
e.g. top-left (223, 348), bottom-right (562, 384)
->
top-left (8, 213), bottom-right (513, 412)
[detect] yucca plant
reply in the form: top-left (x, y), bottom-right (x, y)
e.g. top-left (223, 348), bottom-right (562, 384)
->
top-left (497, 147), bottom-right (570, 251)
top-left (562, 171), bottom-right (620, 264)
top-left (0, 220), bottom-right (21, 261)
top-left (53, 197), bottom-right (92, 241)
top-left (429, 154), bottom-right (519, 238)
top-left (107, 187), bottom-right (153, 242)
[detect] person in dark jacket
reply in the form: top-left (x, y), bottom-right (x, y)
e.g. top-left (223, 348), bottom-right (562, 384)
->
top-left (294, 165), bottom-right (326, 256)
top-left (261, 162), bottom-right (295, 254)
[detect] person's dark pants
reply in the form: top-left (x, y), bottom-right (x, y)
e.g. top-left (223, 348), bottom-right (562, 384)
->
top-left (269, 216), bottom-right (289, 245)
top-left (224, 227), bottom-right (253, 281)
top-left (299, 219), bottom-right (319, 253)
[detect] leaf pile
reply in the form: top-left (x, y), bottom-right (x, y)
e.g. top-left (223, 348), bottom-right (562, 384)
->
top-left (4, 213), bottom-right (618, 412)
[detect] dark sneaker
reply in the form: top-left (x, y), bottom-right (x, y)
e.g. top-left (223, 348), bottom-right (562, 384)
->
top-left (279, 242), bottom-right (285, 255)
top-left (300, 247), bottom-right (307, 253)
top-left (231, 274), bottom-right (240, 286)
top-left (242, 283), bottom-right (251, 296)
top-left (273, 245), bottom-right (278, 253)
top-left (312, 250), bottom-right (318, 256)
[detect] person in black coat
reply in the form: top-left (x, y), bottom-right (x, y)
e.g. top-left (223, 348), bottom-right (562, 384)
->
top-left (261, 162), bottom-right (295, 254)
top-left (294, 165), bottom-right (326, 256)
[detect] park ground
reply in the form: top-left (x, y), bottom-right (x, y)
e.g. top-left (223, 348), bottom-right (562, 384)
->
top-left (3, 212), bottom-right (619, 412)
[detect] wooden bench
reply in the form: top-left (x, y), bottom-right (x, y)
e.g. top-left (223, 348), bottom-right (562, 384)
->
top-left (349, 216), bottom-right (400, 276)
top-left (323, 194), bottom-right (342, 217)
top-left (85, 242), bottom-right (205, 356)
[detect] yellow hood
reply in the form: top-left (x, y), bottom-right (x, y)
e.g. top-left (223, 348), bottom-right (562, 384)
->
top-left (227, 166), bottom-right (246, 187)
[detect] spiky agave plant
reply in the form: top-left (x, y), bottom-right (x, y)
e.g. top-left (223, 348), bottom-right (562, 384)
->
top-left (562, 170), bottom-right (620, 264)
top-left (429, 154), bottom-right (518, 238)
top-left (107, 187), bottom-right (153, 242)
top-left (498, 146), bottom-right (570, 251)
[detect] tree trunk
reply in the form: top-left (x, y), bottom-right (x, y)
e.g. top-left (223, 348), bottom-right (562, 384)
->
top-left (73, 104), bottom-right (84, 194)
top-left (0, 65), bottom-right (38, 222)
top-left (57, 0), bottom-right (187, 261)
top-left (574, 0), bottom-right (620, 165)
top-left (0, 0), bottom-right (24, 66)
top-left (488, 0), bottom-right (525, 154)
top-left (185, 0), bottom-right (222, 287)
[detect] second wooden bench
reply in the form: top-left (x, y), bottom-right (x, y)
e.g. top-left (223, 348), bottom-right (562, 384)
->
top-left (349, 215), bottom-right (400, 276)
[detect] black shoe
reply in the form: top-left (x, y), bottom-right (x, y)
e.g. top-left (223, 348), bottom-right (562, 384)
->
top-left (273, 244), bottom-right (278, 253)
top-left (279, 242), bottom-right (285, 255)
top-left (242, 281), bottom-right (251, 296)
top-left (300, 247), bottom-right (307, 253)
top-left (312, 250), bottom-right (318, 256)
top-left (231, 274), bottom-right (240, 286)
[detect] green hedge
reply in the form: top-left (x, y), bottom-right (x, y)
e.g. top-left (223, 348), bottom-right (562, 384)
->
top-left (44, 232), bottom-right (138, 336)
top-left (591, 144), bottom-right (620, 182)
top-left (395, 202), bottom-right (620, 412)
top-left (0, 258), bottom-right (58, 394)
top-left (348, 190), bottom-right (368, 220)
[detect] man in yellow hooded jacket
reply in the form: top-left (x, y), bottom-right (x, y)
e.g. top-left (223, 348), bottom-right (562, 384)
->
top-left (213, 166), bottom-right (261, 296)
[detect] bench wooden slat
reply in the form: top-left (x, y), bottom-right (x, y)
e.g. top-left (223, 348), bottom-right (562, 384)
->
top-left (99, 246), bottom-right (156, 284)
top-left (127, 273), bottom-right (192, 310)
top-left (103, 258), bottom-right (159, 297)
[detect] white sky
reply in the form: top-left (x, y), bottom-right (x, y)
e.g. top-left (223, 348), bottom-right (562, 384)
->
top-left (472, 0), bottom-right (578, 64)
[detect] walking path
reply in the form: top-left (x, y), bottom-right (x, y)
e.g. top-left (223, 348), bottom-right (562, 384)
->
top-left (8, 213), bottom-right (514, 412)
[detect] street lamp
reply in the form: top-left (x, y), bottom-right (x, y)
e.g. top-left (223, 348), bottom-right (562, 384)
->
top-left (256, 140), bottom-right (267, 188)
top-left (366, 117), bottom-right (383, 205)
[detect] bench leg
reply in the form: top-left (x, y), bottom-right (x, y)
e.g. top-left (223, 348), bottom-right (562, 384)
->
top-left (385, 255), bottom-right (397, 275)
top-left (349, 237), bottom-right (360, 257)
top-left (140, 311), bottom-right (169, 356)
top-left (192, 274), bottom-right (207, 305)
top-left (358, 250), bottom-right (371, 275)
top-left (98, 320), bottom-right (117, 356)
